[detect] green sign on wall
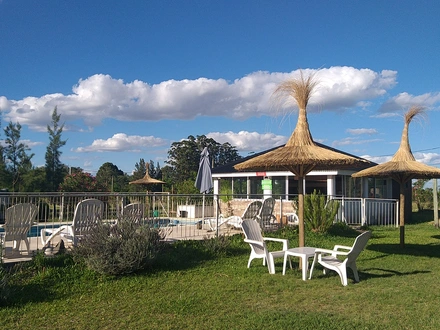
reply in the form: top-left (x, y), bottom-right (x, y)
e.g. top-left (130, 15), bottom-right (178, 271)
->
top-left (262, 179), bottom-right (272, 190)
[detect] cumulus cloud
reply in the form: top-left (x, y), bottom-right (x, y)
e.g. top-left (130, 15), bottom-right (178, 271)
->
top-left (346, 128), bottom-right (378, 135)
top-left (1, 67), bottom-right (400, 132)
top-left (74, 133), bottom-right (168, 153)
top-left (358, 152), bottom-right (440, 166)
top-left (378, 91), bottom-right (440, 113)
top-left (207, 131), bottom-right (288, 152)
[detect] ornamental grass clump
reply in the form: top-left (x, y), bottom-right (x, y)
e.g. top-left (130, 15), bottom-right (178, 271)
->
top-left (73, 217), bottom-right (165, 276)
top-left (304, 190), bottom-right (340, 233)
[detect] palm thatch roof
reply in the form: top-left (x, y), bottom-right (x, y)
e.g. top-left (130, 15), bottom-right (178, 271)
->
top-left (234, 71), bottom-right (372, 248)
top-left (129, 171), bottom-right (164, 185)
top-left (352, 106), bottom-right (440, 248)
top-left (234, 72), bottom-right (372, 175)
top-left (352, 106), bottom-right (440, 182)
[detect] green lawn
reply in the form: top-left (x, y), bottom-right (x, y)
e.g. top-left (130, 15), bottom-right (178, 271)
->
top-left (2, 211), bottom-right (440, 329)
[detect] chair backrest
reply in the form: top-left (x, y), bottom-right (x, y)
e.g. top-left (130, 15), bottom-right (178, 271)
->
top-left (242, 219), bottom-right (263, 242)
top-left (258, 197), bottom-right (275, 227)
top-left (242, 201), bottom-right (262, 221)
top-left (242, 219), bottom-right (265, 254)
top-left (4, 203), bottom-right (38, 239)
top-left (122, 203), bottom-right (145, 224)
top-left (72, 199), bottom-right (104, 236)
top-left (347, 231), bottom-right (372, 262)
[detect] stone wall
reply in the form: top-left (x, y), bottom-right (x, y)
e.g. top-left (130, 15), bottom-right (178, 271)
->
top-left (218, 198), bottom-right (297, 224)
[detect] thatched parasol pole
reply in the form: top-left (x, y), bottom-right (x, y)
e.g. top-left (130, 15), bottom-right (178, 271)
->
top-left (274, 72), bottom-right (318, 247)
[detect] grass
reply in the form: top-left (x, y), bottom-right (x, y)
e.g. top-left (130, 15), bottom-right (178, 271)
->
top-left (2, 211), bottom-right (440, 329)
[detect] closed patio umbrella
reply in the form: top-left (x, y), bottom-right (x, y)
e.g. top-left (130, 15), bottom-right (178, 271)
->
top-left (234, 71), bottom-right (372, 247)
top-left (195, 147), bottom-right (213, 230)
top-left (352, 106), bottom-right (440, 247)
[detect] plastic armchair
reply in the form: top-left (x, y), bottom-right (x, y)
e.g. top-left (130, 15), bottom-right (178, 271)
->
top-left (241, 219), bottom-right (291, 274)
top-left (3, 203), bottom-right (38, 256)
top-left (41, 198), bottom-right (104, 248)
top-left (308, 231), bottom-right (372, 286)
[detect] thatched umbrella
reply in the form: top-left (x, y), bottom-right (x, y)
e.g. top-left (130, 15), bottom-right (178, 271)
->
top-left (234, 72), bottom-right (372, 247)
top-left (129, 166), bottom-right (165, 186)
top-left (352, 106), bottom-right (440, 247)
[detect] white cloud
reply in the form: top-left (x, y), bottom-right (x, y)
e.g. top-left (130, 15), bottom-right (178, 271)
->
top-left (73, 133), bottom-right (168, 153)
top-left (332, 137), bottom-right (383, 147)
top-left (346, 128), bottom-right (378, 135)
top-left (414, 152), bottom-right (440, 166)
top-left (1, 67), bottom-right (400, 132)
top-left (379, 91), bottom-right (440, 113)
top-left (207, 130), bottom-right (288, 152)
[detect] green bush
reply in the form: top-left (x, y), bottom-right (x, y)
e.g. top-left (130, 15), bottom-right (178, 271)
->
top-left (304, 190), bottom-right (340, 233)
top-left (73, 217), bottom-right (165, 276)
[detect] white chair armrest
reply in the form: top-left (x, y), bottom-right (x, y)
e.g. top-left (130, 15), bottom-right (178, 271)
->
top-left (314, 248), bottom-right (349, 257)
top-left (263, 237), bottom-right (289, 250)
top-left (333, 245), bottom-right (352, 251)
top-left (244, 238), bottom-right (265, 248)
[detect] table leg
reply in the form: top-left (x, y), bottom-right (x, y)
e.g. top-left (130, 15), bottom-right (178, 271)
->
top-left (301, 256), bottom-right (308, 281)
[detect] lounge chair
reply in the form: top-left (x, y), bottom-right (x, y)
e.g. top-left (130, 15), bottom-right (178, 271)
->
top-left (2, 203), bottom-right (37, 256)
top-left (216, 200), bottom-right (262, 230)
top-left (308, 231), bottom-right (372, 286)
top-left (41, 198), bottom-right (104, 248)
top-left (256, 197), bottom-right (278, 230)
top-left (241, 219), bottom-right (290, 274)
top-left (122, 203), bottom-right (145, 225)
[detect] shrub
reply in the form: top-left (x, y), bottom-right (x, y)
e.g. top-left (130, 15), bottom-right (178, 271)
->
top-left (73, 217), bottom-right (165, 276)
top-left (201, 234), bottom-right (231, 256)
top-left (304, 190), bottom-right (340, 233)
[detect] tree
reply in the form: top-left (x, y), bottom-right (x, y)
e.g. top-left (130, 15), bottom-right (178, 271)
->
top-left (3, 121), bottom-right (34, 191)
top-left (45, 107), bottom-right (67, 191)
top-left (166, 135), bottom-right (241, 193)
top-left (59, 171), bottom-right (105, 192)
top-left (412, 179), bottom-right (432, 211)
top-left (96, 162), bottom-right (128, 192)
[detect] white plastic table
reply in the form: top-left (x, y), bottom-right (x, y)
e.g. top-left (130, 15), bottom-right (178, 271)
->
top-left (282, 247), bottom-right (316, 281)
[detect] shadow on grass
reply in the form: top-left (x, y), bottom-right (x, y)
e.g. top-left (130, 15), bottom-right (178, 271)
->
top-left (408, 210), bottom-right (437, 224)
top-left (360, 268), bottom-right (431, 281)
top-left (368, 243), bottom-right (440, 258)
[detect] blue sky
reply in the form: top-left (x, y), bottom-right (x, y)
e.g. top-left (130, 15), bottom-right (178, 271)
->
top-left (1, 0), bottom-right (440, 175)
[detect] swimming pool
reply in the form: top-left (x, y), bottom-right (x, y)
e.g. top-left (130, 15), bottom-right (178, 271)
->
top-left (0, 224), bottom-right (62, 238)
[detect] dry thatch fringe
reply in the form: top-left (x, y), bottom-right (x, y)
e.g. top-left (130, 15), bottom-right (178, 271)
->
top-left (272, 71), bottom-right (319, 147)
top-left (392, 105), bottom-right (425, 162)
top-left (272, 70), bottom-right (319, 110)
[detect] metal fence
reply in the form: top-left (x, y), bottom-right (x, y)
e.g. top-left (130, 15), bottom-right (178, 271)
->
top-left (1, 192), bottom-right (398, 261)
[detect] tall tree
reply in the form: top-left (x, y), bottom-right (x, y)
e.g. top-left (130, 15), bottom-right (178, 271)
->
top-left (45, 107), bottom-right (67, 191)
top-left (0, 111), bottom-right (10, 189)
top-left (166, 135), bottom-right (241, 193)
top-left (96, 162), bottom-right (128, 192)
top-left (4, 121), bottom-right (34, 191)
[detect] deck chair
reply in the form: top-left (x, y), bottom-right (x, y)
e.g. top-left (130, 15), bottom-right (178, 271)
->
top-left (221, 200), bottom-right (263, 230)
top-left (241, 219), bottom-right (290, 274)
top-left (308, 231), bottom-right (372, 286)
top-left (256, 197), bottom-right (277, 230)
top-left (2, 203), bottom-right (38, 256)
top-left (41, 198), bottom-right (104, 248)
top-left (122, 203), bottom-right (145, 225)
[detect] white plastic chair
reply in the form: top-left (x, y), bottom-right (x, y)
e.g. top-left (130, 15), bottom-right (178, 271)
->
top-left (213, 200), bottom-right (262, 230)
top-left (122, 203), bottom-right (145, 225)
top-left (2, 203), bottom-right (37, 256)
top-left (41, 198), bottom-right (104, 248)
top-left (308, 231), bottom-right (372, 286)
top-left (241, 219), bottom-right (290, 274)
top-left (256, 197), bottom-right (277, 230)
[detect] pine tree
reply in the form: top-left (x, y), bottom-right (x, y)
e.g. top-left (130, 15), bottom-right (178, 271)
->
top-left (45, 107), bottom-right (67, 191)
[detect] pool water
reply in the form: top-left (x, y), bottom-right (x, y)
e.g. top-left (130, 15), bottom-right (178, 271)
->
top-left (0, 224), bottom-right (61, 237)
